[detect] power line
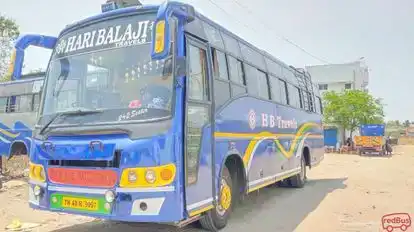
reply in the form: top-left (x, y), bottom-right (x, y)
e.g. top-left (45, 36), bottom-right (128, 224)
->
top-left (206, 0), bottom-right (331, 64)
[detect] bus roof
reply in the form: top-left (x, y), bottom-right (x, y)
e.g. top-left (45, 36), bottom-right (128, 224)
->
top-left (0, 76), bottom-right (44, 87)
top-left (60, 4), bottom-right (159, 38)
top-left (57, 1), bottom-right (307, 86)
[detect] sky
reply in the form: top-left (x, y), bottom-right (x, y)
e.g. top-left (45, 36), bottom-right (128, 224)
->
top-left (2, 0), bottom-right (413, 121)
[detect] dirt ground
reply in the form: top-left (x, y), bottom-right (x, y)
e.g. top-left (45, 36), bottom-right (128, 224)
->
top-left (0, 145), bottom-right (413, 232)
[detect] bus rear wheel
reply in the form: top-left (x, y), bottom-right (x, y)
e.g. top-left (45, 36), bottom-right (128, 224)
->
top-left (200, 166), bottom-right (233, 231)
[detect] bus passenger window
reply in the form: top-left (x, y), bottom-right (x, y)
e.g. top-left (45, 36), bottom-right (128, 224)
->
top-left (269, 76), bottom-right (288, 105)
top-left (245, 65), bottom-right (269, 100)
top-left (0, 97), bottom-right (8, 113)
top-left (287, 84), bottom-right (301, 108)
top-left (15, 95), bottom-right (33, 112)
top-left (257, 71), bottom-right (270, 100)
top-left (188, 45), bottom-right (209, 101)
top-left (279, 80), bottom-right (288, 105)
top-left (33, 94), bottom-right (41, 112)
top-left (212, 49), bottom-right (229, 80)
top-left (227, 56), bottom-right (244, 85)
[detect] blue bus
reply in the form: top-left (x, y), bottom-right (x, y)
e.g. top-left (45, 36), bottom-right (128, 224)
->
top-left (9, 1), bottom-right (324, 230)
top-left (0, 74), bottom-right (44, 160)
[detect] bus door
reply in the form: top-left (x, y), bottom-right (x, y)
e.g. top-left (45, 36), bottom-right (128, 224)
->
top-left (183, 35), bottom-right (215, 217)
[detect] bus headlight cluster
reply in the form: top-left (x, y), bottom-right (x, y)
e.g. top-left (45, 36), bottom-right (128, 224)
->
top-left (119, 163), bottom-right (176, 188)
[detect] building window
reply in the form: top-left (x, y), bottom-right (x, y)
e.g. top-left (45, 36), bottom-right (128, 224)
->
top-left (345, 83), bottom-right (352, 89)
top-left (318, 84), bottom-right (328, 90)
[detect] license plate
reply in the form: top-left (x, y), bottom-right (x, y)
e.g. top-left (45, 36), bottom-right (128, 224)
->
top-left (61, 197), bottom-right (98, 211)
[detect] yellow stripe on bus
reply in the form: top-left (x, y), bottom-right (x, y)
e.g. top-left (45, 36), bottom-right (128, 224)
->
top-left (213, 122), bottom-right (322, 168)
top-left (0, 128), bottom-right (20, 138)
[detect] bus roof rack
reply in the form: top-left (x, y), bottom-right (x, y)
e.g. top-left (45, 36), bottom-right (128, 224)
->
top-left (102, 0), bottom-right (142, 12)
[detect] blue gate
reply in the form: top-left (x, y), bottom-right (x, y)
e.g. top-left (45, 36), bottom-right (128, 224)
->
top-left (324, 128), bottom-right (337, 146)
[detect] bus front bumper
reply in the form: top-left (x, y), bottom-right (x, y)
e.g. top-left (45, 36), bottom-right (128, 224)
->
top-left (28, 182), bottom-right (182, 223)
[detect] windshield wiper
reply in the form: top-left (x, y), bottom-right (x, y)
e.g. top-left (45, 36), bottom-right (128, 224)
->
top-left (38, 108), bottom-right (103, 136)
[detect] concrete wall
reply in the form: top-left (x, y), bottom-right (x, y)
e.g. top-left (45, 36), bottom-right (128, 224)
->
top-left (306, 61), bottom-right (369, 92)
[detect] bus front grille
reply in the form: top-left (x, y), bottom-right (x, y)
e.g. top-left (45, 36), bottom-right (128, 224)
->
top-left (47, 150), bottom-right (121, 168)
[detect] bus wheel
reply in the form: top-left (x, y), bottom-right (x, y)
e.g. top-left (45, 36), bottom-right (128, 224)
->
top-left (289, 155), bottom-right (306, 188)
top-left (200, 166), bottom-right (233, 231)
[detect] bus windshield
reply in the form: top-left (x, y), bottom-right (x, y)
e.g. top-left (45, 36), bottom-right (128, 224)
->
top-left (39, 13), bottom-right (174, 126)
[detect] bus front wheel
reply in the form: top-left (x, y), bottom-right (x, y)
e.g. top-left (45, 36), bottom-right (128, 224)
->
top-left (289, 155), bottom-right (306, 188)
top-left (200, 166), bottom-right (234, 231)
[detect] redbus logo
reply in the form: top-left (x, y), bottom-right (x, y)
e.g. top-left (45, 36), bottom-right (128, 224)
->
top-left (382, 213), bottom-right (411, 231)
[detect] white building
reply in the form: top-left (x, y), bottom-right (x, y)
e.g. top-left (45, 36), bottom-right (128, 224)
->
top-left (306, 60), bottom-right (370, 147)
top-left (306, 60), bottom-right (369, 95)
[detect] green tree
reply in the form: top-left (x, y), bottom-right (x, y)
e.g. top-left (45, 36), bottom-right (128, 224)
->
top-left (0, 15), bottom-right (20, 81)
top-left (395, 120), bottom-right (401, 127)
top-left (403, 120), bottom-right (411, 128)
top-left (322, 90), bottom-right (385, 140)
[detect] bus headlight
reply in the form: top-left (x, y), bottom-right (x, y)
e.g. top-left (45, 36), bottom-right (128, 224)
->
top-left (104, 190), bottom-right (115, 203)
top-left (145, 170), bottom-right (156, 184)
top-left (128, 171), bottom-right (137, 183)
top-left (33, 185), bottom-right (42, 197)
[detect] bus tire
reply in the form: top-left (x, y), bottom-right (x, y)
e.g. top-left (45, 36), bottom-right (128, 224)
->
top-left (200, 166), bottom-right (233, 231)
top-left (289, 155), bottom-right (306, 188)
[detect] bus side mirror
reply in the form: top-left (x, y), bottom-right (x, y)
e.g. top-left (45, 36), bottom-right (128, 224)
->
top-left (174, 56), bottom-right (186, 77)
top-left (8, 34), bottom-right (57, 80)
top-left (162, 56), bottom-right (186, 78)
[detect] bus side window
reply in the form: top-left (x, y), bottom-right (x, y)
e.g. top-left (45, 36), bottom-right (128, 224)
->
top-left (282, 80), bottom-right (288, 105)
top-left (245, 64), bottom-right (269, 100)
top-left (0, 97), bottom-right (8, 113)
top-left (227, 56), bottom-right (244, 86)
top-left (188, 45), bottom-right (209, 101)
top-left (212, 49), bottom-right (230, 109)
top-left (287, 83), bottom-right (301, 108)
top-left (14, 95), bottom-right (33, 113)
top-left (33, 94), bottom-right (41, 111)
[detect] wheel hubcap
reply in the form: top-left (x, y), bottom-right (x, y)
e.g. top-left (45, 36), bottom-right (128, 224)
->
top-left (216, 178), bottom-right (231, 216)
